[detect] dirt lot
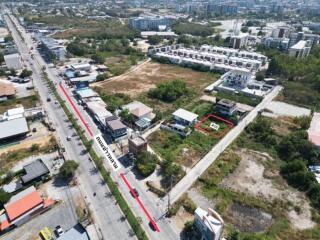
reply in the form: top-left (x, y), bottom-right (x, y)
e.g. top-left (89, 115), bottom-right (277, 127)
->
top-left (94, 61), bottom-right (218, 98)
top-left (0, 121), bottom-right (53, 155)
top-left (220, 149), bottom-right (316, 230)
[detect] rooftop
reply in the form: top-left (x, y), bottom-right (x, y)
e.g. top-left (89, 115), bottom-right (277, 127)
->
top-left (57, 224), bottom-right (89, 240)
top-left (217, 99), bottom-right (236, 107)
top-left (173, 108), bottom-right (198, 122)
top-left (123, 101), bottom-right (153, 118)
top-left (4, 186), bottom-right (42, 221)
top-left (4, 53), bottom-right (20, 60)
top-left (290, 40), bottom-right (308, 50)
top-left (106, 118), bottom-right (126, 131)
top-left (0, 117), bottom-right (29, 140)
top-left (75, 88), bottom-right (99, 99)
top-left (21, 159), bottom-right (50, 184)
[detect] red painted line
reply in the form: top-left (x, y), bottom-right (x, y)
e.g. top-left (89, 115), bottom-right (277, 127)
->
top-left (120, 173), bottom-right (160, 232)
top-left (59, 83), bottom-right (94, 137)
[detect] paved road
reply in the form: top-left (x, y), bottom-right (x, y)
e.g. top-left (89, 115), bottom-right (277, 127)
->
top-left (4, 13), bottom-right (135, 240)
top-left (163, 85), bottom-right (283, 205)
top-left (5, 11), bottom-right (181, 240)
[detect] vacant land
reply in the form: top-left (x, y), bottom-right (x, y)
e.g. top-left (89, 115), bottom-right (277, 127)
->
top-left (148, 130), bottom-right (218, 168)
top-left (0, 95), bottom-right (39, 113)
top-left (194, 115), bottom-right (320, 240)
top-left (95, 61), bottom-right (218, 98)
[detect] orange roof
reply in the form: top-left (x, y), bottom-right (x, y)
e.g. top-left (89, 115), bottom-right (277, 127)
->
top-left (0, 219), bottom-right (11, 231)
top-left (43, 198), bottom-right (55, 208)
top-left (5, 191), bottom-right (43, 221)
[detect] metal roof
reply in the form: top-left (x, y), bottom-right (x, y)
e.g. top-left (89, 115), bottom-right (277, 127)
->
top-left (57, 224), bottom-right (90, 240)
top-left (173, 108), bottom-right (198, 123)
top-left (21, 159), bottom-right (50, 184)
top-left (0, 117), bottom-right (29, 140)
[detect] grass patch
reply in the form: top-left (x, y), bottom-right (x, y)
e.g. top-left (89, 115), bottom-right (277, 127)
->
top-left (148, 130), bottom-right (218, 167)
top-left (0, 94), bottom-right (39, 113)
top-left (215, 91), bottom-right (262, 107)
top-left (0, 137), bottom-right (58, 175)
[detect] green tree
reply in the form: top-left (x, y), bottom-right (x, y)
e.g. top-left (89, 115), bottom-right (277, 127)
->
top-left (19, 69), bottom-right (32, 78)
top-left (59, 160), bottom-right (79, 180)
top-left (135, 151), bottom-right (157, 177)
top-left (30, 144), bottom-right (40, 152)
top-left (92, 53), bottom-right (105, 64)
top-left (147, 35), bottom-right (163, 45)
top-left (148, 80), bottom-right (189, 102)
top-left (66, 42), bottom-right (86, 56)
top-left (0, 188), bottom-right (11, 208)
top-left (119, 109), bottom-right (134, 125)
top-left (96, 73), bottom-right (108, 82)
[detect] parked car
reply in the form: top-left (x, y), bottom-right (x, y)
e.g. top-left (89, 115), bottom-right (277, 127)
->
top-left (46, 97), bottom-right (51, 102)
top-left (55, 225), bottom-right (64, 237)
top-left (130, 188), bottom-right (139, 198)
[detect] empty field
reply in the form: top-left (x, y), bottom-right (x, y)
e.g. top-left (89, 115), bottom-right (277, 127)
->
top-left (94, 61), bottom-right (219, 98)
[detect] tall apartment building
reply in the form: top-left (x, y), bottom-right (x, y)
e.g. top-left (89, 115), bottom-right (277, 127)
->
top-left (206, 3), bottom-right (238, 16)
top-left (288, 32), bottom-right (319, 49)
top-left (289, 40), bottom-right (311, 59)
top-left (129, 16), bottom-right (173, 31)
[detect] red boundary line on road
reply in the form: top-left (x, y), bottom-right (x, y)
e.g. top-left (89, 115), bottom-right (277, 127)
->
top-left (59, 83), bottom-right (94, 137)
top-left (120, 173), bottom-right (160, 232)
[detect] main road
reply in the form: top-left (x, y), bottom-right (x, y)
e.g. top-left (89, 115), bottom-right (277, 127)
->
top-left (5, 9), bottom-right (180, 240)
top-left (3, 11), bottom-right (136, 240)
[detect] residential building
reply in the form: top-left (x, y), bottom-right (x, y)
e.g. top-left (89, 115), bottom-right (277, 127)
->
top-left (194, 207), bottom-right (224, 240)
top-left (206, 3), bottom-right (238, 16)
top-left (85, 99), bottom-right (113, 128)
top-left (0, 82), bottom-right (15, 101)
top-left (229, 33), bottom-right (248, 49)
top-left (288, 32), bottom-right (319, 49)
top-left (105, 116), bottom-right (127, 139)
top-left (289, 40), bottom-right (311, 58)
top-left (172, 108), bottom-right (198, 126)
top-left (128, 135), bottom-right (148, 156)
top-left (21, 159), bottom-right (50, 185)
top-left (4, 53), bottom-right (22, 70)
top-left (75, 88), bottom-right (99, 101)
top-left (71, 63), bottom-right (92, 72)
top-left (122, 101), bottom-right (155, 129)
top-left (129, 16), bottom-right (173, 31)
top-left (215, 99), bottom-right (237, 116)
top-left (271, 26), bottom-right (291, 39)
top-left (0, 186), bottom-right (54, 232)
top-left (0, 117), bottom-right (29, 142)
top-left (149, 44), bottom-right (267, 73)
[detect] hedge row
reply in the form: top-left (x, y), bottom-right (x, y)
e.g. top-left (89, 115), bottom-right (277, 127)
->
top-left (42, 72), bottom-right (148, 240)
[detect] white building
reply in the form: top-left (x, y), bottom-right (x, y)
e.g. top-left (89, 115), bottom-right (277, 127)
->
top-left (149, 44), bottom-right (267, 73)
top-left (289, 40), bottom-right (311, 58)
top-left (194, 207), bottom-right (224, 240)
top-left (214, 69), bottom-right (273, 97)
top-left (229, 33), bottom-right (248, 49)
top-left (172, 108), bottom-right (198, 126)
top-left (4, 53), bottom-right (22, 70)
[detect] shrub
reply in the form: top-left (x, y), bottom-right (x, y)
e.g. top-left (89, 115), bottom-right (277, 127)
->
top-left (148, 79), bottom-right (189, 102)
top-left (136, 151), bottom-right (157, 177)
top-left (59, 160), bottom-right (79, 180)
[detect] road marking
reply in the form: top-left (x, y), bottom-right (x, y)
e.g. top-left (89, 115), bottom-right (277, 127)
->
top-left (94, 134), bottom-right (121, 171)
top-left (120, 173), bottom-right (160, 232)
top-left (59, 83), bottom-right (94, 137)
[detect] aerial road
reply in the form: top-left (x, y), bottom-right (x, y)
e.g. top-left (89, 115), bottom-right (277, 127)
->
top-left (4, 12), bottom-right (136, 240)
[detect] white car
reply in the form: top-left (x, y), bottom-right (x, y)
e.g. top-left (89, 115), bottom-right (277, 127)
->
top-left (55, 225), bottom-right (64, 236)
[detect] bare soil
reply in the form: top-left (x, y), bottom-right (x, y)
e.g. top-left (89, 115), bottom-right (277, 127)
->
top-left (220, 149), bottom-right (316, 230)
top-left (94, 61), bottom-right (217, 98)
